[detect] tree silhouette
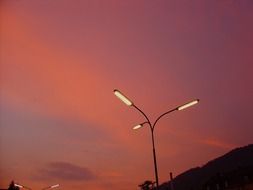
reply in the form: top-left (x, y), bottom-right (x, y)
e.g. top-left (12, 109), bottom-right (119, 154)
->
top-left (139, 180), bottom-right (155, 190)
top-left (8, 181), bottom-right (19, 190)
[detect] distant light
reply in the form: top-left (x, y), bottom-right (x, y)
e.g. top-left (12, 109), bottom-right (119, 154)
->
top-left (177, 99), bottom-right (199, 111)
top-left (50, 184), bottom-right (59, 189)
top-left (114, 89), bottom-right (133, 106)
top-left (15, 184), bottom-right (24, 188)
top-left (133, 124), bottom-right (143, 130)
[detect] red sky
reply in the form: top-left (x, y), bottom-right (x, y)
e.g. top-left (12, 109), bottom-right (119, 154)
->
top-left (1, 1), bottom-right (253, 190)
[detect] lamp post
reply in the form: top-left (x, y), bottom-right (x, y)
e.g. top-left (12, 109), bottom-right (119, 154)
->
top-left (41, 184), bottom-right (60, 190)
top-left (14, 184), bottom-right (59, 190)
top-left (14, 184), bottom-right (32, 190)
top-left (114, 89), bottom-right (199, 189)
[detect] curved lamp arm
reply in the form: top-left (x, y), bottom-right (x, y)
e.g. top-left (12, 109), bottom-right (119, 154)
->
top-left (114, 89), bottom-right (152, 130)
top-left (133, 121), bottom-right (149, 130)
top-left (41, 184), bottom-right (60, 190)
top-left (132, 104), bottom-right (152, 129)
top-left (153, 99), bottom-right (199, 130)
top-left (153, 108), bottom-right (178, 130)
top-left (14, 184), bottom-right (32, 190)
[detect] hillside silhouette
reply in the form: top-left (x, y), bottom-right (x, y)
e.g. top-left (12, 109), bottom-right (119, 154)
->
top-left (159, 144), bottom-right (253, 190)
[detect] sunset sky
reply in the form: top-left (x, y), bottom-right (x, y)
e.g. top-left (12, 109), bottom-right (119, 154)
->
top-left (1, 1), bottom-right (253, 190)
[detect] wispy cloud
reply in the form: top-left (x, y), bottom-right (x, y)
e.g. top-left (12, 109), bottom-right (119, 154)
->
top-left (202, 139), bottom-right (236, 150)
top-left (33, 162), bottom-right (96, 181)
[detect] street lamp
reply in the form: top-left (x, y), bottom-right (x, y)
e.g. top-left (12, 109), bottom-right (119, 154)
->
top-left (114, 90), bottom-right (133, 106)
top-left (41, 184), bottom-right (60, 190)
top-left (113, 89), bottom-right (199, 189)
top-left (14, 184), bottom-right (59, 190)
top-left (14, 183), bottom-right (32, 190)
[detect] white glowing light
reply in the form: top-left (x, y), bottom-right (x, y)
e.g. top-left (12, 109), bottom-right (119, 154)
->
top-left (177, 99), bottom-right (199, 111)
top-left (114, 89), bottom-right (133, 106)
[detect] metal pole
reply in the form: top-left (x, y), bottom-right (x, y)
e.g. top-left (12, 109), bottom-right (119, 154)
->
top-left (114, 90), bottom-right (199, 190)
top-left (151, 127), bottom-right (159, 189)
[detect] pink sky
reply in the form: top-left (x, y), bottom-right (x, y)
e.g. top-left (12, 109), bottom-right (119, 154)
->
top-left (1, 1), bottom-right (253, 189)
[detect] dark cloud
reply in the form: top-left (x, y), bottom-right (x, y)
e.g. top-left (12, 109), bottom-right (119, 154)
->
top-left (33, 161), bottom-right (96, 181)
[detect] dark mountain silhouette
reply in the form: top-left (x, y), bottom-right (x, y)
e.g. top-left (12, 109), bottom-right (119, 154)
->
top-left (159, 144), bottom-right (253, 190)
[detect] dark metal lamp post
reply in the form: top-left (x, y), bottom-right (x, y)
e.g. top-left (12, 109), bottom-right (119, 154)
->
top-left (114, 89), bottom-right (199, 189)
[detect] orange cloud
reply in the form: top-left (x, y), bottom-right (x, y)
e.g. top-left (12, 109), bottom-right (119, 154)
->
top-left (201, 139), bottom-right (236, 150)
